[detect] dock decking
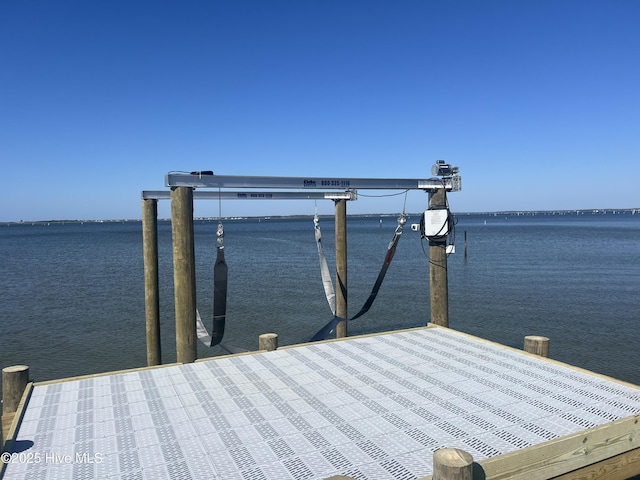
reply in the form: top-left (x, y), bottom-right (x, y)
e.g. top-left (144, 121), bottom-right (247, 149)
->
top-left (2, 326), bottom-right (639, 479)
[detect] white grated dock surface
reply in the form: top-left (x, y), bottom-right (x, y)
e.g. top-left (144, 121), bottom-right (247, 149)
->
top-left (3, 328), bottom-right (640, 479)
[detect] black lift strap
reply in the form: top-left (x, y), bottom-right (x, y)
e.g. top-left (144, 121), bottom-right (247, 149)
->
top-left (197, 221), bottom-right (228, 347)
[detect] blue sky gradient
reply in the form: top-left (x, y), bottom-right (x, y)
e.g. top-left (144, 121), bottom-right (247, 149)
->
top-left (1, 1), bottom-right (638, 221)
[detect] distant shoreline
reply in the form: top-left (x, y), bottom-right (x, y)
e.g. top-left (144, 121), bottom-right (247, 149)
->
top-left (2, 208), bottom-right (638, 226)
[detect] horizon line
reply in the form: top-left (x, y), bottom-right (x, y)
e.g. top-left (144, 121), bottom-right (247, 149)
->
top-left (3, 207), bottom-right (639, 225)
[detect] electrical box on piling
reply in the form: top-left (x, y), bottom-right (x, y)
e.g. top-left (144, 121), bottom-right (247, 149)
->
top-left (423, 209), bottom-right (450, 238)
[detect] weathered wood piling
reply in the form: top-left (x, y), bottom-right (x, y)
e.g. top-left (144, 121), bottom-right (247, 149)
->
top-left (429, 188), bottom-right (449, 326)
top-left (142, 198), bottom-right (161, 366)
top-left (335, 198), bottom-right (348, 338)
top-left (258, 333), bottom-right (278, 351)
top-left (433, 448), bottom-right (474, 480)
top-left (2, 365), bottom-right (30, 449)
top-left (171, 186), bottom-right (197, 364)
top-left (524, 335), bottom-right (550, 357)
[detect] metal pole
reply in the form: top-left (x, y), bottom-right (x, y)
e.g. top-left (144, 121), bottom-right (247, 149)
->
top-left (142, 199), bottom-right (161, 366)
top-left (171, 187), bottom-right (197, 363)
top-left (335, 199), bottom-right (348, 338)
top-left (429, 189), bottom-right (449, 326)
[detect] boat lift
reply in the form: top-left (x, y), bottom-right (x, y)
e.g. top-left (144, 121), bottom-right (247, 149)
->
top-left (143, 164), bottom-right (461, 365)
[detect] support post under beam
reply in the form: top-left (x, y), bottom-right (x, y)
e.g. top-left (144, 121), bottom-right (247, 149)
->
top-left (335, 199), bottom-right (348, 338)
top-left (142, 199), bottom-right (161, 366)
top-left (429, 188), bottom-right (449, 327)
top-left (171, 187), bottom-right (197, 364)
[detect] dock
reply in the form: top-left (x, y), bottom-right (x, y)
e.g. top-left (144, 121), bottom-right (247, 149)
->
top-left (2, 325), bottom-right (639, 479)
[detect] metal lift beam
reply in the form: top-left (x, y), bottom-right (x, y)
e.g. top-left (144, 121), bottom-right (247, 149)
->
top-left (142, 190), bottom-right (357, 201)
top-left (164, 172), bottom-right (461, 192)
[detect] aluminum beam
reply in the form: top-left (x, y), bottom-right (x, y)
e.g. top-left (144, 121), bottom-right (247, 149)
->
top-left (164, 172), bottom-right (461, 192)
top-left (142, 190), bottom-right (357, 201)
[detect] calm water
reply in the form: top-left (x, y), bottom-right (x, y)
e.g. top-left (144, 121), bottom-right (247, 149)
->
top-left (1, 212), bottom-right (639, 391)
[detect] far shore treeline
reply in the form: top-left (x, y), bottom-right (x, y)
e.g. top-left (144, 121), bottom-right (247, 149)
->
top-left (2, 208), bottom-right (639, 226)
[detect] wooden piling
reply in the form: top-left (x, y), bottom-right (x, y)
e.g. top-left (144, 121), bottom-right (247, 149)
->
top-left (433, 448), bottom-right (474, 480)
top-left (2, 366), bottom-right (29, 416)
top-left (524, 335), bottom-right (550, 357)
top-left (171, 187), bottom-right (197, 364)
top-left (429, 188), bottom-right (449, 327)
top-left (335, 199), bottom-right (348, 338)
top-left (2, 365), bottom-right (29, 446)
top-left (142, 198), bottom-right (161, 366)
top-left (259, 333), bottom-right (278, 351)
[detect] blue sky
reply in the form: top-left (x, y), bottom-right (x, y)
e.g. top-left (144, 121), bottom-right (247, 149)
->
top-left (1, 0), bottom-right (638, 221)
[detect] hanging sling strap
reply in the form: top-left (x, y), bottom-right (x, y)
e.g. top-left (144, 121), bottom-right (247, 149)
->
top-left (314, 211), bottom-right (336, 315)
top-left (197, 221), bottom-right (228, 347)
top-left (310, 213), bottom-right (407, 342)
top-left (350, 213), bottom-right (406, 321)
